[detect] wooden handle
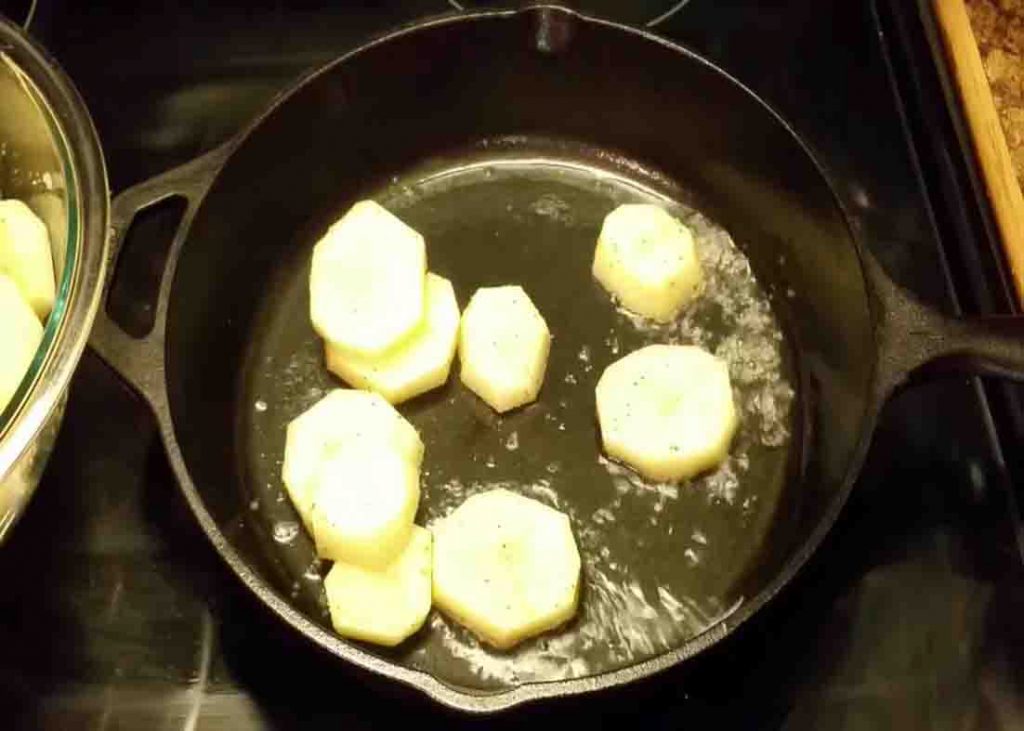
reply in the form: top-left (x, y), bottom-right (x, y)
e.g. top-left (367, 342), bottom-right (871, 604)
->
top-left (934, 0), bottom-right (1024, 305)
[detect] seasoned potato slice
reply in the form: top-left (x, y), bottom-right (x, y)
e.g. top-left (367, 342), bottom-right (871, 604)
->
top-left (281, 389), bottom-right (422, 532)
top-left (458, 285), bottom-right (551, 413)
top-left (325, 525), bottom-right (432, 647)
top-left (326, 273), bottom-right (459, 404)
top-left (432, 489), bottom-right (581, 650)
top-left (310, 200), bottom-right (426, 357)
top-left (596, 344), bottom-right (737, 482)
top-left (311, 447), bottom-right (420, 569)
top-left (593, 204), bottom-right (702, 322)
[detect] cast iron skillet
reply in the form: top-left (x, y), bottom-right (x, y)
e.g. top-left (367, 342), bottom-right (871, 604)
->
top-left (89, 7), bottom-right (1024, 712)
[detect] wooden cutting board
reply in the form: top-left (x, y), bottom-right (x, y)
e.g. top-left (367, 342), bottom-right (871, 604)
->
top-left (934, 0), bottom-right (1024, 303)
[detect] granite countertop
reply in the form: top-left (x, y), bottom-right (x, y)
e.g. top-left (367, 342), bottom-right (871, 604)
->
top-left (967, 0), bottom-right (1024, 183)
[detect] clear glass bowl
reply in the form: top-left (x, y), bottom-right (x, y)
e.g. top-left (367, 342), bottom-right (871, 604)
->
top-left (0, 17), bottom-right (109, 540)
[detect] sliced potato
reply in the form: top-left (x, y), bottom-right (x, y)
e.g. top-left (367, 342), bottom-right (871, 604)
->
top-left (0, 274), bottom-right (43, 416)
top-left (432, 488), bottom-right (581, 650)
top-left (26, 192), bottom-right (65, 276)
top-left (325, 525), bottom-right (432, 647)
top-left (311, 447), bottom-right (420, 568)
top-left (596, 344), bottom-right (737, 482)
top-left (281, 389), bottom-right (423, 532)
top-left (310, 200), bottom-right (427, 357)
top-left (326, 273), bottom-right (459, 404)
top-left (0, 199), bottom-right (55, 320)
top-left (593, 203), bottom-right (702, 322)
top-left (458, 285), bottom-right (551, 413)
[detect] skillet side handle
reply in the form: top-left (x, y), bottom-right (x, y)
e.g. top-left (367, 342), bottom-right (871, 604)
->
top-left (871, 254), bottom-right (1024, 393)
top-left (89, 144), bottom-right (233, 405)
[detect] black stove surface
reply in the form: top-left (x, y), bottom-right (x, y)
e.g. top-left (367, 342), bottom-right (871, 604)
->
top-left (1, 1), bottom-right (1022, 728)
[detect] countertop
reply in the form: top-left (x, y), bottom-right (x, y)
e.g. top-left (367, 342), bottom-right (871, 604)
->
top-left (966, 0), bottom-right (1024, 183)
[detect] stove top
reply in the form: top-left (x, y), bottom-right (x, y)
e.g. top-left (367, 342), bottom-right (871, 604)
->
top-left (1, 1), bottom-right (1022, 728)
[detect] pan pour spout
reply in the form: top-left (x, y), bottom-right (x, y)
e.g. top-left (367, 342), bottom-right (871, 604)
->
top-left (531, 6), bottom-right (576, 54)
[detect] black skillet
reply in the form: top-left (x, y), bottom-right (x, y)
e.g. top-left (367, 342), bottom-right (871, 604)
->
top-left (88, 6), bottom-right (1024, 713)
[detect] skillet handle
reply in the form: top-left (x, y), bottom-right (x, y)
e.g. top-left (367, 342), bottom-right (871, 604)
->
top-left (89, 144), bottom-right (233, 405)
top-left (869, 252), bottom-right (1024, 393)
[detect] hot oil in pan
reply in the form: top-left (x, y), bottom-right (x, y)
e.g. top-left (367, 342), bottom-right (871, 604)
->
top-left (239, 144), bottom-right (796, 690)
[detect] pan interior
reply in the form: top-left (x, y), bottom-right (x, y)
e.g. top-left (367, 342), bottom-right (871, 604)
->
top-left (236, 140), bottom-right (798, 690)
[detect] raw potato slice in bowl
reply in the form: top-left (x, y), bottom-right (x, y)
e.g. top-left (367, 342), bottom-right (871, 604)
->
top-left (432, 488), bottom-right (581, 650)
top-left (0, 199), bottom-right (55, 320)
top-left (593, 203), bottom-right (702, 323)
top-left (325, 525), bottom-right (432, 647)
top-left (311, 447), bottom-right (420, 569)
top-left (326, 273), bottom-right (460, 404)
top-left (281, 389), bottom-right (423, 532)
top-left (310, 200), bottom-right (427, 357)
top-left (596, 344), bottom-right (738, 482)
top-left (26, 192), bottom-right (65, 276)
top-left (458, 285), bottom-right (551, 413)
top-left (0, 273), bottom-right (43, 416)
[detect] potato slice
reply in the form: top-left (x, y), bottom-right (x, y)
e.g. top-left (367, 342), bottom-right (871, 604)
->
top-left (432, 488), bottom-right (581, 650)
top-left (0, 199), bottom-right (55, 320)
top-left (326, 273), bottom-right (459, 404)
top-left (0, 274), bottom-right (43, 416)
top-left (310, 200), bottom-right (427, 357)
top-left (596, 344), bottom-right (737, 482)
top-left (311, 447), bottom-right (420, 569)
top-left (26, 192), bottom-right (65, 276)
top-left (281, 389), bottom-right (423, 532)
top-left (593, 204), bottom-right (702, 322)
top-left (458, 285), bottom-right (551, 413)
top-left (325, 525), bottom-right (432, 647)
